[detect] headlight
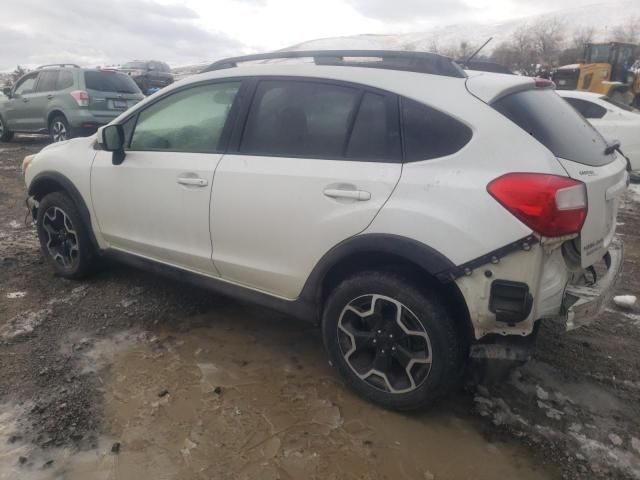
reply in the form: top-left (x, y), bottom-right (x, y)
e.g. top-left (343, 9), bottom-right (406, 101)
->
top-left (21, 154), bottom-right (36, 173)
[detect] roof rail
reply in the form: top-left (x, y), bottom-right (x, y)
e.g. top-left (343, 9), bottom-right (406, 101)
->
top-left (201, 50), bottom-right (466, 78)
top-left (37, 63), bottom-right (80, 70)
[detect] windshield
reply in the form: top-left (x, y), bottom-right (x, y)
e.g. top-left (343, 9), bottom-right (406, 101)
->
top-left (84, 71), bottom-right (140, 94)
top-left (122, 61), bottom-right (146, 69)
top-left (493, 89), bottom-right (612, 167)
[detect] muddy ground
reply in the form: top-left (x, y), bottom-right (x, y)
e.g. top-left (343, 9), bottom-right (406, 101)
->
top-left (0, 136), bottom-right (639, 480)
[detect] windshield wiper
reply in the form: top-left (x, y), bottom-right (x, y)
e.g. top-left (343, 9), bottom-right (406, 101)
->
top-left (604, 140), bottom-right (621, 155)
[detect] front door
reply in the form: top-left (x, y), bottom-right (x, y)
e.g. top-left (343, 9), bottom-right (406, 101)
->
top-left (4, 72), bottom-right (39, 130)
top-left (91, 80), bottom-right (242, 275)
top-left (211, 79), bottom-right (403, 298)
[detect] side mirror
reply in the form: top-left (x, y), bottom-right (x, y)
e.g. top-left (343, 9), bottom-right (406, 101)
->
top-left (102, 124), bottom-right (126, 165)
top-left (2, 87), bottom-right (12, 97)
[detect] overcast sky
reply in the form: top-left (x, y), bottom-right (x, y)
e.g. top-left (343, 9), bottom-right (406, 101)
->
top-left (0, 0), bottom-right (606, 71)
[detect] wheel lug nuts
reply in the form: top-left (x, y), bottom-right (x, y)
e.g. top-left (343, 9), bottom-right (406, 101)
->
top-left (389, 334), bottom-right (393, 339)
top-left (372, 339), bottom-right (377, 344)
top-left (392, 346), bottom-right (396, 351)
top-left (377, 330), bottom-right (382, 335)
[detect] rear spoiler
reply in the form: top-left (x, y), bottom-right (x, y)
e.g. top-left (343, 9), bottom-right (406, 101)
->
top-left (465, 71), bottom-right (555, 104)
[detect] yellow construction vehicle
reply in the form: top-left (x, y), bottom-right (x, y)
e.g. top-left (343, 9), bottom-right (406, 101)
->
top-left (553, 42), bottom-right (640, 107)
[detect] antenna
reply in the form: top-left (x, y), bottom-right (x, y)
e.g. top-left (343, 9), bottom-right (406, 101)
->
top-left (463, 37), bottom-right (493, 69)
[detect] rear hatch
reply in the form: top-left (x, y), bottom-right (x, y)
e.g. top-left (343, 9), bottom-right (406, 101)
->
top-left (84, 70), bottom-right (143, 115)
top-left (489, 84), bottom-right (628, 267)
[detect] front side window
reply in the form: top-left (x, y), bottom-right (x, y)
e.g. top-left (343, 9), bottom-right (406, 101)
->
top-left (564, 97), bottom-right (607, 119)
top-left (14, 74), bottom-right (37, 95)
top-left (36, 70), bottom-right (59, 92)
top-left (401, 98), bottom-right (473, 162)
top-left (240, 80), bottom-right (360, 158)
top-left (130, 82), bottom-right (240, 152)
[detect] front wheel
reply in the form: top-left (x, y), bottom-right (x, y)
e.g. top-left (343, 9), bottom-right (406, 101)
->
top-left (0, 115), bottom-right (14, 142)
top-left (36, 192), bottom-right (97, 279)
top-left (322, 271), bottom-right (464, 411)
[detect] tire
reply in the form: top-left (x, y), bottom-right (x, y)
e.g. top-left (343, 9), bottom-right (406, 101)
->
top-left (36, 192), bottom-right (97, 279)
top-left (322, 271), bottom-right (463, 411)
top-left (0, 115), bottom-right (14, 142)
top-left (49, 115), bottom-right (72, 143)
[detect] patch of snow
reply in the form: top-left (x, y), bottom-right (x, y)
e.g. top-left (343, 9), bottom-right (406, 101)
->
top-left (535, 385), bottom-right (549, 400)
top-left (5, 291), bottom-right (26, 299)
top-left (613, 295), bottom-right (637, 309)
top-left (0, 309), bottom-right (52, 340)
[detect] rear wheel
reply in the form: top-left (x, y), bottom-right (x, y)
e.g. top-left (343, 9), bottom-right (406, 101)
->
top-left (49, 115), bottom-right (72, 142)
top-left (36, 192), bottom-right (97, 279)
top-left (322, 271), bottom-right (463, 411)
top-left (0, 115), bottom-right (14, 142)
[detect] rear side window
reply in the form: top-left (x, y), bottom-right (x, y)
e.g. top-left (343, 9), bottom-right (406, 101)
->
top-left (493, 89), bottom-right (611, 166)
top-left (564, 97), bottom-right (607, 119)
top-left (346, 92), bottom-right (401, 162)
top-left (401, 98), bottom-right (472, 161)
top-left (240, 80), bottom-right (360, 158)
top-left (84, 71), bottom-right (140, 94)
top-left (56, 70), bottom-right (74, 90)
top-left (36, 71), bottom-right (59, 92)
top-left (130, 82), bottom-right (240, 152)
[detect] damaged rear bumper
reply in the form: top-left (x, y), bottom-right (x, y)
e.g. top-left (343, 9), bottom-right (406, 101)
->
top-left (562, 241), bottom-right (624, 330)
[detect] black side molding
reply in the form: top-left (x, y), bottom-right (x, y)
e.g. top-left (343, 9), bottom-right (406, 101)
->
top-left (104, 249), bottom-right (317, 323)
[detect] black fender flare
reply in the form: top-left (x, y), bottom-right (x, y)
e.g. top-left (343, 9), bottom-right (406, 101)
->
top-left (28, 170), bottom-right (101, 252)
top-left (298, 233), bottom-right (456, 306)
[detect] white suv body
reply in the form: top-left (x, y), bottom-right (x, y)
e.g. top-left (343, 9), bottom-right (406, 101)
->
top-left (22, 52), bottom-right (626, 409)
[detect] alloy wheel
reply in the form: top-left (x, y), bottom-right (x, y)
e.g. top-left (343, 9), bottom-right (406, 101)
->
top-left (337, 294), bottom-right (432, 394)
top-left (51, 121), bottom-right (68, 142)
top-left (42, 206), bottom-right (79, 268)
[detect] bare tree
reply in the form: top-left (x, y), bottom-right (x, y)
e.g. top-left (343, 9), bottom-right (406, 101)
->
top-left (491, 25), bottom-right (538, 75)
top-left (610, 17), bottom-right (640, 43)
top-left (9, 66), bottom-right (27, 85)
top-left (530, 17), bottom-right (565, 65)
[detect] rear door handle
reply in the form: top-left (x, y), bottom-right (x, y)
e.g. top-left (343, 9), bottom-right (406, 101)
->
top-left (22, 98), bottom-right (29, 103)
top-left (323, 188), bottom-right (371, 201)
top-left (177, 176), bottom-right (208, 187)
top-left (47, 94), bottom-right (54, 100)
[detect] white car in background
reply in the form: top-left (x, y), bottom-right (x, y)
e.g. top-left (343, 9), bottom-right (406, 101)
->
top-left (557, 90), bottom-right (640, 175)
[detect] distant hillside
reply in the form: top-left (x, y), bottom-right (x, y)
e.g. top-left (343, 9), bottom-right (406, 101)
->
top-left (289, 1), bottom-right (640, 54)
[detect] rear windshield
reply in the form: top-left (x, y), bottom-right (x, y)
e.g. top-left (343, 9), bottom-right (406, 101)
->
top-left (493, 89), bottom-right (612, 166)
top-left (601, 96), bottom-right (639, 113)
top-left (84, 71), bottom-right (140, 94)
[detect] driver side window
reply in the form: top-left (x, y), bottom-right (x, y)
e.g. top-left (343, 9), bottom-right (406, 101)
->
top-left (14, 74), bottom-right (38, 95)
top-left (129, 82), bottom-right (241, 153)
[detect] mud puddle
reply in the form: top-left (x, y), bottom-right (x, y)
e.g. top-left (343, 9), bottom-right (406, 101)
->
top-left (3, 307), bottom-right (555, 479)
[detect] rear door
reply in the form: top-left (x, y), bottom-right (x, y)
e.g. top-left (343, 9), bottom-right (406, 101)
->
top-left (29, 70), bottom-right (59, 131)
top-left (211, 78), bottom-right (403, 299)
top-left (494, 88), bottom-right (628, 267)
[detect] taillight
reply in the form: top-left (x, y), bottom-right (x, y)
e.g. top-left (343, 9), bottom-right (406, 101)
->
top-left (70, 90), bottom-right (89, 107)
top-left (487, 173), bottom-right (587, 237)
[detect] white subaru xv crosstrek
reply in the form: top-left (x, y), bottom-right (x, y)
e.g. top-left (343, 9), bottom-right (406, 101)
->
top-left (22, 51), bottom-right (627, 410)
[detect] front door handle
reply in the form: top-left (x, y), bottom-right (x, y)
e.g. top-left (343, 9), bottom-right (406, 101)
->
top-left (47, 94), bottom-right (54, 100)
top-left (323, 188), bottom-right (371, 201)
top-left (177, 176), bottom-right (208, 187)
top-left (22, 98), bottom-right (29, 103)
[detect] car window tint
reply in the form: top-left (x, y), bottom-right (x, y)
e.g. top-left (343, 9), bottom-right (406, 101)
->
top-left (130, 82), bottom-right (240, 152)
top-left (56, 70), bottom-right (74, 90)
top-left (346, 92), bottom-right (401, 162)
top-left (84, 71), bottom-right (140, 94)
top-left (36, 71), bottom-right (59, 92)
top-left (564, 97), bottom-right (607, 119)
top-left (401, 98), bottom-right (472, 161)
top-left (493, 89), bottom-right (610, 166)
top-left (240, 80), bottom-right (360, 158)
top-left (14, 75), bottom-right (37, 95)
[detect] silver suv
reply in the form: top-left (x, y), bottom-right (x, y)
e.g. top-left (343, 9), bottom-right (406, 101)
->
top-left (0, 64), bottom-right (144, 143)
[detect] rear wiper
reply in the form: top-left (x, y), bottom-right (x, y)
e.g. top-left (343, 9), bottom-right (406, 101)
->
top-left (604, 140), bottom-right (621, 155)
